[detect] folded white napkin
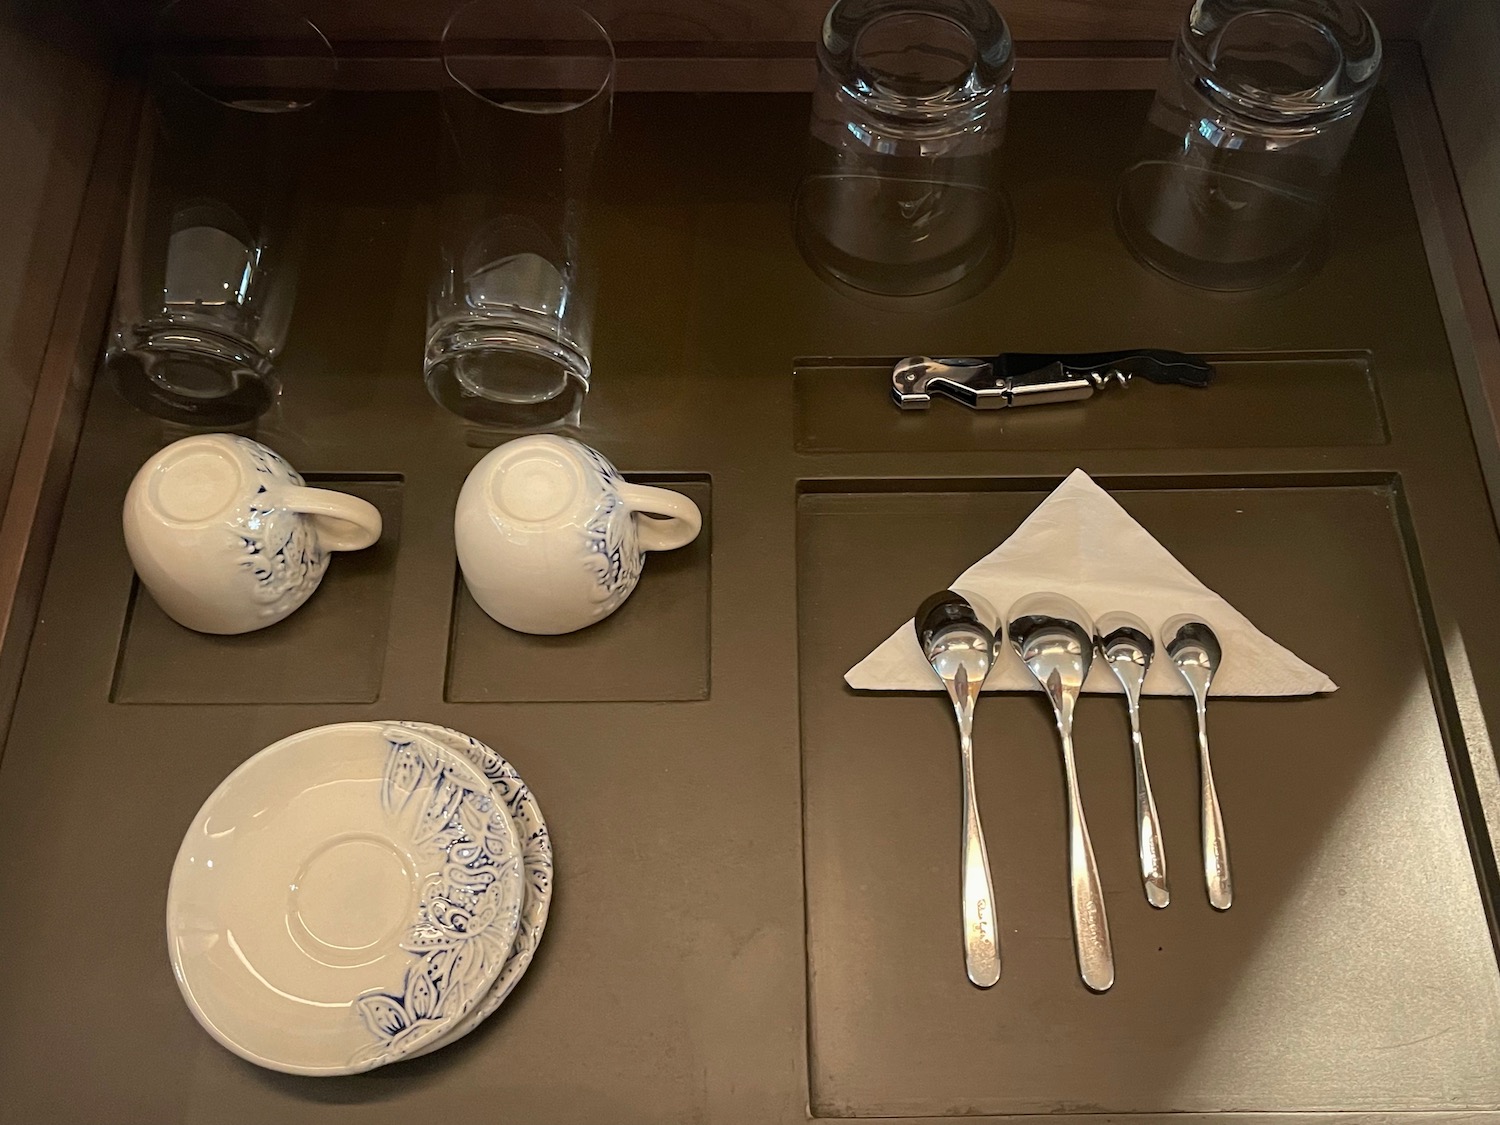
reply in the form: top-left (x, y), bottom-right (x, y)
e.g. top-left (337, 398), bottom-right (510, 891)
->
top-left (845, 469), bottom-right (1337, 697)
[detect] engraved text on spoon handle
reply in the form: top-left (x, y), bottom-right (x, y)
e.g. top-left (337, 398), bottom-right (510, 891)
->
top-left (1060, 711), bottom-right (1114, 991)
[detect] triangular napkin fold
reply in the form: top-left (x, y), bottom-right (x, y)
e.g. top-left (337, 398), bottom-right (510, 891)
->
top-left (845, 469), bottom-right (1337, 697)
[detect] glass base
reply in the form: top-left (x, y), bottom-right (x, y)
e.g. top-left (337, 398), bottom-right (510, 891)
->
top-left (425, 318), bottom-right (589, 430)
top-left (107, 329), bottom-right (277, 426)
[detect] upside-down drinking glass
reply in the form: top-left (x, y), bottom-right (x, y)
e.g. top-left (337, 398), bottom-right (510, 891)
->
top-left (793, 0), bottom-right (1014, 298)
top-left (1116, 0), bottom-right (1382, 291)
top-left (107, 0), bottom-right (335, 424)
top-left (426, 0), bottom-right (614, 430)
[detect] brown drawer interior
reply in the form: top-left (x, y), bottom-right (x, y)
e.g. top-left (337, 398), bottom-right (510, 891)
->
top-left (3, 79), bottom-right (1500, 1125)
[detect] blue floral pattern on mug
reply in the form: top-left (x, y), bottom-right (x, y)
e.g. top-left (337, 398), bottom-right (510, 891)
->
top-left (579, 443), bottom-right (644, 610)
top-left (233, 437), bottom-right (328, 608)
top-left (348, 729), bottom-right (524, 1067)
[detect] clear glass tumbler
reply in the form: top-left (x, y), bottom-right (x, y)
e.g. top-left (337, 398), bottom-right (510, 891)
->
top-left (1116, 0), bottom-right (1382, 291)
top-left (106, 0), bottom-right (335, 425)
top-left (427, 0), bottom-right (614, 430)
top-left (793, 0), bottom-right (1014, 298)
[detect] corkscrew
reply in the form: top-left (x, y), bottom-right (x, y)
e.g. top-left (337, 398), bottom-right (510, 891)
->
top-left (892, 349), bottom-right (1215, 410)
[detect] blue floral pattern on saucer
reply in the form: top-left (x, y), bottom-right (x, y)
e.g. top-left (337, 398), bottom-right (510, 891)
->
top-left (348, 728), bottom-right (524, 1068)
top-left (393, 723), bottom-right (553, 1058)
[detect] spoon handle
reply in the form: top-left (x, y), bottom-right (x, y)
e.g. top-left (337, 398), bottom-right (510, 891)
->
top-left (1125, 691), bottom-right (1169, 908)
top-left (1194, 700), bottom-right (1233, 910)
top-left (1059, 707), bottom-right (1114, 991)
top-left (958, 722), bottom-right (1001, 987)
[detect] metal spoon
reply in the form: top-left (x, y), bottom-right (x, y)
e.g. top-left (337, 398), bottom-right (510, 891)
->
top-left (1008, 592), bottom-right (1114, 992)
top-left (1163, 615), bottom-right (1232, 910)
top-left (1095, 612), bottom-right (1169, 908)
top-left (916, 589), bottom-right (1002, 988)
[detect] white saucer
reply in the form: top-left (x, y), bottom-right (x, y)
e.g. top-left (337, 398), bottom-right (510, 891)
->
top-left (167, 722), bottom-right (525, 1075)
top-left (392, 723), bottom-right (553, 1057)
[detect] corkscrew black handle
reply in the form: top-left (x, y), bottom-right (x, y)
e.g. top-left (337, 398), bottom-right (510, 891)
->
top-left (994, 350), bottom-right (1215, 387)
top-left (892, 349), bottom-right (1214, 410)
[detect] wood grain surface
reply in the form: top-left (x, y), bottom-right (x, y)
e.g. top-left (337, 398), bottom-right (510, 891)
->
top-left (90, 0), bottom-right (1437, 46)
top-left (0, 6), bottom-right (111, 501)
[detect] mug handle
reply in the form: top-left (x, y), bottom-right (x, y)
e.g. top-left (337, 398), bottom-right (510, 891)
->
top-left (279, 485), bottom-right (383, 552)
top-left (616, 483), bottom-right (702, 552)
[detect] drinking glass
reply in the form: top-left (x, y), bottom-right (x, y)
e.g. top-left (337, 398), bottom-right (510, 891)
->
top-left (107, 0), bottom-right (335, 425)
top-left (1116, 0), bottom-right (1382, 291)
top-left (793, 0), bottom-right (1014, 298)
top-left (427, 0), bottom-right (614, 430)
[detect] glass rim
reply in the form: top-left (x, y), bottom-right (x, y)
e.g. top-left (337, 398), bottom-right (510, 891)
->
top-left (152, 0), bottom-right (337, 114)
top-left (440, 0), bottom-right (616, 115)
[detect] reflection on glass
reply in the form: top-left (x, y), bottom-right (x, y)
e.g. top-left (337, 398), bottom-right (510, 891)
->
top-left (107, 0), bottom-right (334, 425)
top-left (793, 0), bottom-right (1014, 299)
top-left (1116, 0), bottom-right (1382, 291)
top-left (425, 0), bottom-right (614, 431)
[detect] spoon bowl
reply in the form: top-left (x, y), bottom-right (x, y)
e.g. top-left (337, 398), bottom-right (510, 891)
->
top-left (1163, 616), bottom-right (1222, 690)
top-left (1008, 592), bottom-right (1095, 691)
top-left (917, 589), bottom-right (999, 690)
top-left (1095, 611), bottom-right (1153, 671)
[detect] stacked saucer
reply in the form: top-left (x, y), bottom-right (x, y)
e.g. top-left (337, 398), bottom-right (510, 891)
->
top-left (166, 721), bottom-right (552, 1075)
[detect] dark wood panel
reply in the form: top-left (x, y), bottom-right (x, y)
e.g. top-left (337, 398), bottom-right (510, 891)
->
top-left (0, 36), bottom-right (130, 752)
top-left (0, 7), bottom-right (111, 500)
top-left (92, 0), bottom-right (1436, 46)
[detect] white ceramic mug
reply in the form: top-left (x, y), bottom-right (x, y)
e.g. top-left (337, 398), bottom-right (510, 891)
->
top-left (123, 434), bottom-right (383, 634)
top-left (455, 435), bottom-right (702, 635)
